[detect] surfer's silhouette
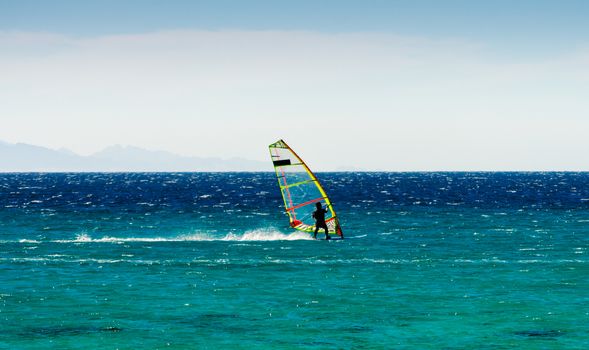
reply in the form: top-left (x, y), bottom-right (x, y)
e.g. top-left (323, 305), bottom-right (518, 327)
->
top-left (313, 202), bottom-right (330, 240)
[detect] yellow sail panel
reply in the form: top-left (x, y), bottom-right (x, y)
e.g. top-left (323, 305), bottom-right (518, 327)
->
top-left (268, 139), bottom-right (343, 238)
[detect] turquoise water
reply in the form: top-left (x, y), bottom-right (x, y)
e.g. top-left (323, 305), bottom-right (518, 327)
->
top-left (1, 173), bottom-right (588, 349)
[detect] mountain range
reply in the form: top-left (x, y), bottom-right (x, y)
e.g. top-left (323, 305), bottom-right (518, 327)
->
top-left (0, 141), bottom-right (268, 172)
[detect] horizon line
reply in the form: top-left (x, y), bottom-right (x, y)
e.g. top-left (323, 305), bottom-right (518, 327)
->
top-left (2, 170), bottom-right (589, 174)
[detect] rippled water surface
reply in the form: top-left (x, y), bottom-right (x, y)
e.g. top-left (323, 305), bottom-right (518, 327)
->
top-left (1, 172), bottom-right (588, 349)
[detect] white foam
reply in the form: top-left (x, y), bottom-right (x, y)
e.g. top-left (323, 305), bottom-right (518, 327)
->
top-left (48, 229), bottom-right (314, 243)
top-left (219, 229), bottom-right (313, 241)
top-left (18, 239), bottom-right (41, 243)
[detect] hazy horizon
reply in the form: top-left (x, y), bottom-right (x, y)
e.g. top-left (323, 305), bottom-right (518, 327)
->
top-left (1, 1), bottom-right (588, 171)
top-left (2, 140), bottom-right (589, 172)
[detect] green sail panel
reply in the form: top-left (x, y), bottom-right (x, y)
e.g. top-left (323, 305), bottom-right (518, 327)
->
top-left (269, 139), bottom-right (344, 238)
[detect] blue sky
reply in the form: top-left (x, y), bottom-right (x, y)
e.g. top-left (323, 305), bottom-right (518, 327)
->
top-left (1, 1), bottom-right (588, 170)
top-left (2, 0), bottom-right (588, 46)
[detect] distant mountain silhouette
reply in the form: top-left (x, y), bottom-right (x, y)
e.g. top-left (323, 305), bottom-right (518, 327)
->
top-left (0, 142), bottom-right (268, 172)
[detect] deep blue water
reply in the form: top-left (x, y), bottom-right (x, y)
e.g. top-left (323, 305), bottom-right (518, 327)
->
top-left (1, 172), bottom-right (589, 349)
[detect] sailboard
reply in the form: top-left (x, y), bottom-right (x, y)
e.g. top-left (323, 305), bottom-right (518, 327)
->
top-left (269, 139), bottom-right (344, 239)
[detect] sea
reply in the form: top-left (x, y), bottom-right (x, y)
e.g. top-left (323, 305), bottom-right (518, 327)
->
top-left (1, 172), bottom-right (588, 349)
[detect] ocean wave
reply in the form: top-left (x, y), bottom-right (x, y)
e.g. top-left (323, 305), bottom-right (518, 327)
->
top-left (219, 230), bottom-right (313, 241)
top-left (0, 239), bottom-right (42, 244)
top-left (4, 229), bottom-right (314, 244)
top-left (0, 256), bottom-right (173, 266)
top-left (19, 239), bottom-right (41, 244)
top-left (2, 255), bottom-right (588, 267)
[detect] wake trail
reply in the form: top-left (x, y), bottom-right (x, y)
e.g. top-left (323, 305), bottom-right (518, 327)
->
top-left (3, 229), bottom-right (314, 244)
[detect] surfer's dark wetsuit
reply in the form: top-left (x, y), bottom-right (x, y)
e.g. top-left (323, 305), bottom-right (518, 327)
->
top-left (312, 202), bottom-right (330, 240)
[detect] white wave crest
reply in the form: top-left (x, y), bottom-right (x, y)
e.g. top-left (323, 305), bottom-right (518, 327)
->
top-left (48, 229), bottom-right (313, 243)
top-left (219, 229), bottom-right (313, 241)
top-left (19, 239), bottom-right (41, 243)
top-left (0, 239), bottom-right (41, 244)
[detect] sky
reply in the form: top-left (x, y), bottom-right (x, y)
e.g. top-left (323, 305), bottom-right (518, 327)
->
top-left (1, 0), bottom-right (588, 170)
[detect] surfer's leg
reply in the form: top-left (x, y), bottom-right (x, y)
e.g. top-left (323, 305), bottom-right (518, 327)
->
top-left (313, 226), bottom-right (318, 239)
top-left (324, 226), bottom-right (330, 240)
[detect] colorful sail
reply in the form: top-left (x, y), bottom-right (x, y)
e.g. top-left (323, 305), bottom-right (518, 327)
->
top-left (269, 139), bottom-right (343, 238)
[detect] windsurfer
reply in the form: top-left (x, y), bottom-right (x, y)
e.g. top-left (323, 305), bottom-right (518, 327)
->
top-left (313, 202), bottom-right (330, 240)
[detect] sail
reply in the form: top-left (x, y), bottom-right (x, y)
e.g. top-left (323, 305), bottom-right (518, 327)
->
top-left (269, 139), bottom-right (343, 238)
